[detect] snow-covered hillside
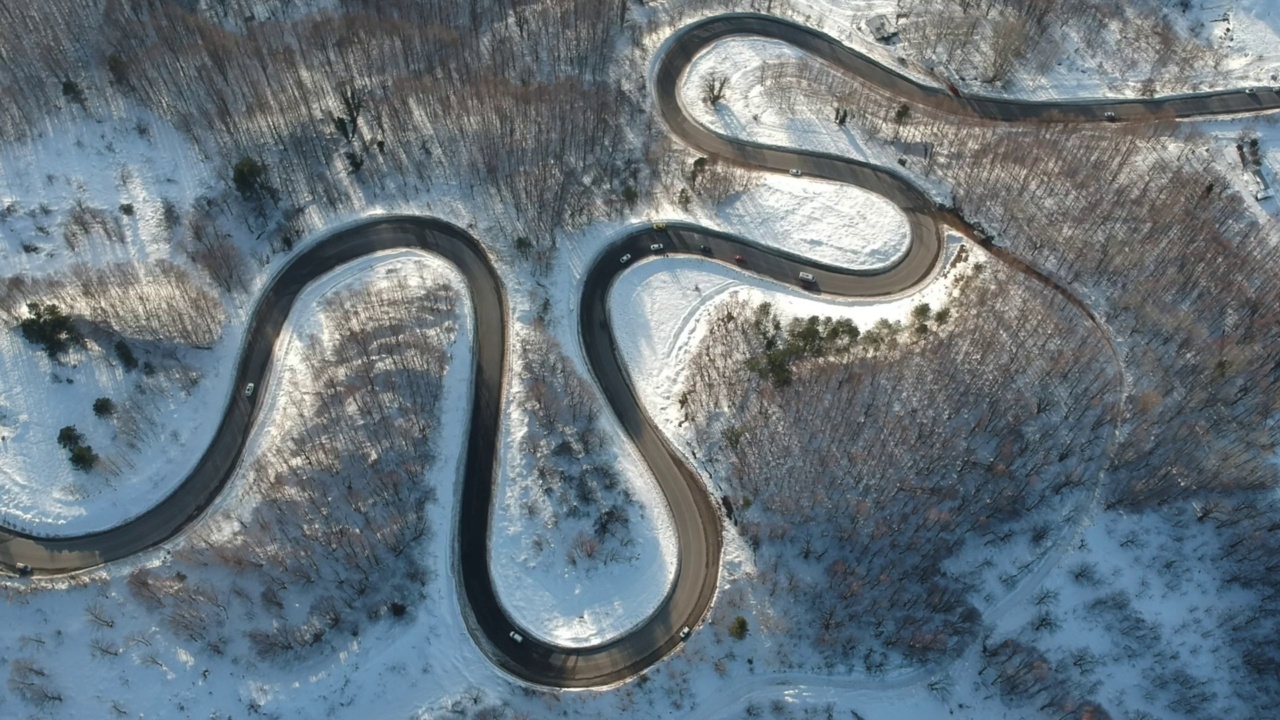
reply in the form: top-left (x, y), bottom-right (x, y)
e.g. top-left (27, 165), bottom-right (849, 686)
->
top-left (2, 0), bottom-right (1279, 718)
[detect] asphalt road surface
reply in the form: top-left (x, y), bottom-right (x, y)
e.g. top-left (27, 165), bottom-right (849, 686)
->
top-left (3, 12), bottom-right (1277, 689)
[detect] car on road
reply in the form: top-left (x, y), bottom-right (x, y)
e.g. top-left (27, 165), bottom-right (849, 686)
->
top-left (700, 245), bottom-right (712, 255)
top-left (1103, 111), bottom-right (1117, 121)
top-left (734, 254), bottom-right (746, 265)
top-left (653, 222), bottom-right (667, 231)
top-left (945, 81), bottom-right (961, 97)
top-left (650, 243), bottom-right (664, 252)
top-left (244, 382), bottom-right (255, 398)
top-left (509, 631), bottom-right (524, 643)
top-left (789, 168), bottom-right (802, 177)
top-left (15, 562), bottom-right (32, 576)
top-left (1246, 87), bottom-right (1257, 94)
top-left (680, 625), bottom-right (690, 639)
top-left (798, 271), bottom-right (816, 285)
top-left (619, 253), bottom-right (632, 264)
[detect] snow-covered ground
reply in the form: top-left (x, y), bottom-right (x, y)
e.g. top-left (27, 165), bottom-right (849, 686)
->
top-left (717, 174), bottom-right (910, 269)
top-left (1226, 0), bottom-right (1280, 85)
top-left (489, 322), bottom-right (680, 647)
top-left (235, 249), bottom-right (459, 467)
top-left (677, 36), bottom-right (946, 201)
top-left (0, 323), bottom-right (239, 536)
top-left (681, 37), bottom-right (863, 156)
top-left (1197, 111), bottom-right (1280, 221)
top-left (993, 0), bottom-right (1280, 99)
top-left (0, 111), bottom-right (231, 536)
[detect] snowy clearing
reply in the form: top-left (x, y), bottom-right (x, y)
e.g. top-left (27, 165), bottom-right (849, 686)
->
top-left (678, 36), bottom-right (918, 188)
top-left (717, 174), bottom-right (910, 270)
top-left (0, 322), bottom-right (238, 536)
top-left (609, 234), bottom-right (967, 465)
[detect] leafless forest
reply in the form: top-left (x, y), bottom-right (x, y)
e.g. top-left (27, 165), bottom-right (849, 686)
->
top-left (513, 327), bottom-right (639, 568)
top-left (126, 271), bottom-right (459, 661)
top-left (759, 25), bottom-right (1280, 519)
top-left (938, 123), bottom-right (1280, 720)
top-left (717, 42), bottom-right (1280, 715)
top-left (683, 265), bottom-right (1121, 676)
top-left (0, 0), bottom-right (643, 257)
top-left (0, 260), bottom-right (225, 348)
top-left (896, 0), bottom-right (1221, 89)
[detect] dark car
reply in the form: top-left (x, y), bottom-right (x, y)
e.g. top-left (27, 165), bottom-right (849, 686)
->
top-left (699, 245), bottom-right (712, 255)
top-left (734, 254), bottom-right (746, 265)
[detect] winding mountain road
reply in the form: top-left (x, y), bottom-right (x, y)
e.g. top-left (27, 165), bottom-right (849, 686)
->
top-left (2, 12), bottom-right (1278, 689)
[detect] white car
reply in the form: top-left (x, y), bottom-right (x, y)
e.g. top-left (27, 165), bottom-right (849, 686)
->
top-left (619, 253), bottom-right (632, 264)
top-left (244, 382), bottom-right (255, 398)
top-left (798, 271), bottom-right (816, 284)
top-left (650, 243), bottom-right (664, 252)
top-left (508, 631), bottom-right (524, 643)
top-left (679, 625), bottom-right (690, 639)
top-left (789, 168), bottom-right (802, 176)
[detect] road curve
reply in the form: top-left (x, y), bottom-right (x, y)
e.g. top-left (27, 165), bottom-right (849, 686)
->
top-left (3, 11), bottom-right (1279, 690)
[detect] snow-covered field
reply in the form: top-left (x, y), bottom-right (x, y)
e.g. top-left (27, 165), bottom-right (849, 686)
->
top-left (675, 35), bottom-right (956, 204)
top-left (681, 37), bottom-right (876, 160)
top-left (717, 174), bottom-right (910, 269)
top-left (0, 323), bottom-right (239, 536)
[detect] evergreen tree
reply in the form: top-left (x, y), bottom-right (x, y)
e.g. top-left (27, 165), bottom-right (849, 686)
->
top-left (57, 425), bottom-right (84, 450)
